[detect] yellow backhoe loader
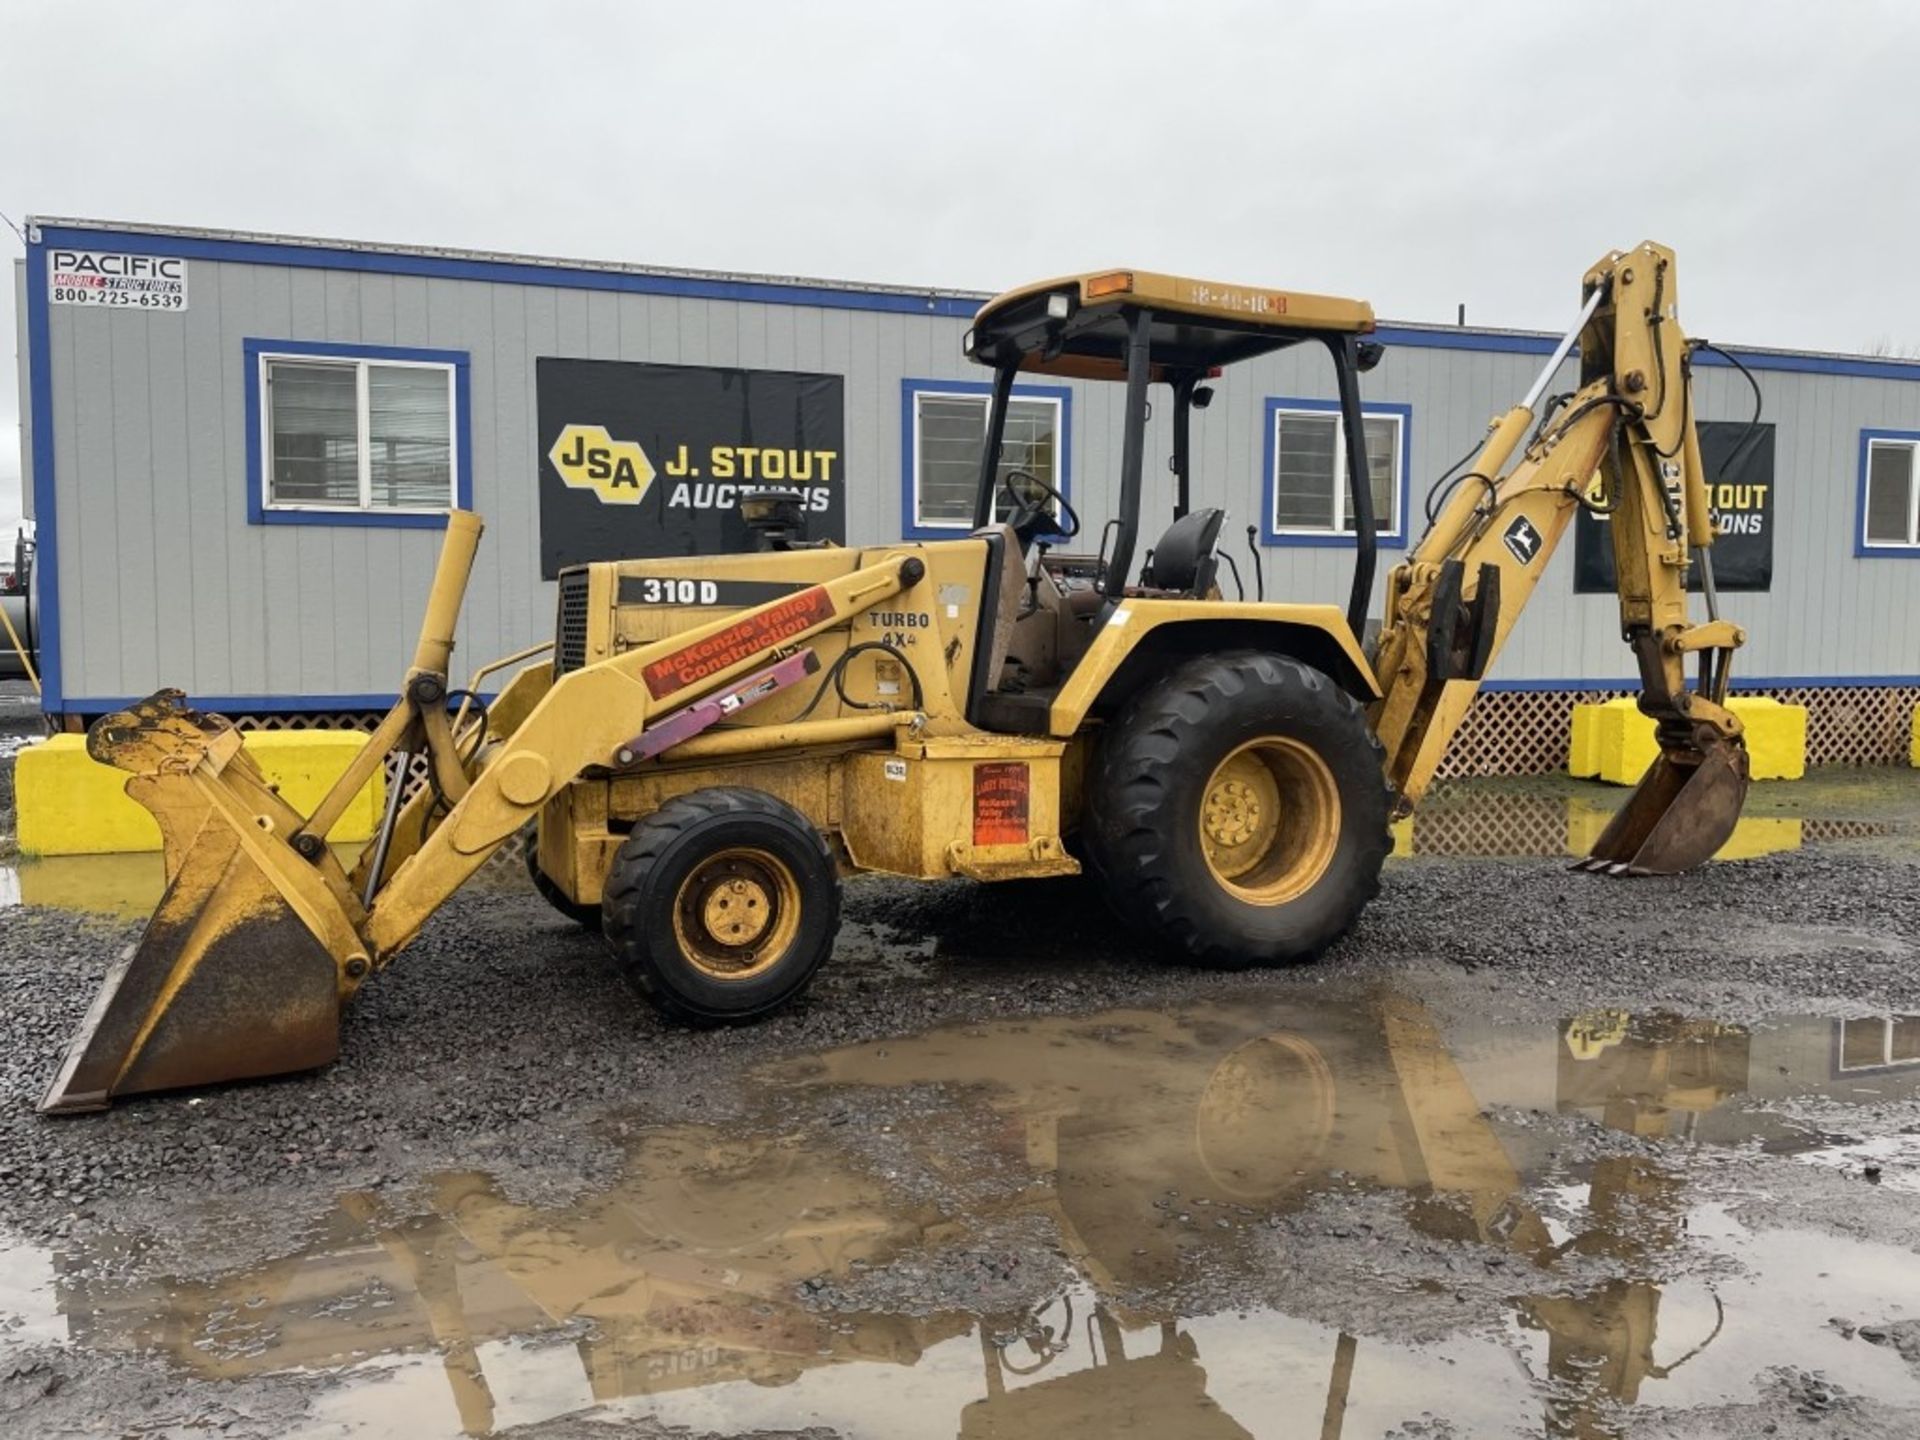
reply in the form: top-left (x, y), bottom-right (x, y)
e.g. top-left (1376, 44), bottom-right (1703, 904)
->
top-left (42, 241), bottom-right (1751, 1112)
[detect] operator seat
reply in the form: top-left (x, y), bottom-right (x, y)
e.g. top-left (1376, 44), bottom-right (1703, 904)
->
top-left (1138, 508), bottom-right (1225, 597)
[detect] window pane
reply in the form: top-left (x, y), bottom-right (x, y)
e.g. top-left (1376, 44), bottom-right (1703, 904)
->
top-left (917, 395), bottom-right (986, 525)
top-left (996, 398), bottom-right (1059, 523)
top-left (369, 366), bottom-right (453, 509)
top-left (267, 362), bottom-right (358, 506)
top-left (1355, 415), bottom-right (1399, 533)
top-left (1273, 413), bottom-right (1338, 530)
top-left (1867, 443), bottom-right (1914, 545)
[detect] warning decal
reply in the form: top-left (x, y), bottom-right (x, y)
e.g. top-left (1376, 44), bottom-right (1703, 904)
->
top-left (972, 762), bottom-right (1031, 847)
top-left (640, 586), bottom-right (835, 699)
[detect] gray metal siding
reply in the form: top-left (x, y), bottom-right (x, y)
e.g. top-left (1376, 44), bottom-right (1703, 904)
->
top-left (25, 249), bottom-right (1920, 707)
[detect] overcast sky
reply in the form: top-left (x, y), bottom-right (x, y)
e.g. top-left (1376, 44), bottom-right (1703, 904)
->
top-left (5, 0), bottom-right (1918, 536)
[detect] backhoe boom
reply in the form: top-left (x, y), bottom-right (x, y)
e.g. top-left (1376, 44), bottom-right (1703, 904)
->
top-left (1370, 242), bottom-right (1748, 872)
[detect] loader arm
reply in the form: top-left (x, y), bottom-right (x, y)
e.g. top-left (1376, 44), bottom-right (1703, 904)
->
top-left (1370, 242), bottom-right (1749, 873)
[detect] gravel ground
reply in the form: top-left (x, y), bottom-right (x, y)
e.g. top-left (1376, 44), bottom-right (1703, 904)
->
top-left (3, 741), bottom-right (1919, 1436)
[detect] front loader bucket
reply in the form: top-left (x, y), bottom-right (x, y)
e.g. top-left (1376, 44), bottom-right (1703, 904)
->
top-left (39, 693), bottom-right (360, 1114)
top-left (40, 821), bottom-right (343, 1112)
top-left (1579, 740), bottom-right (1751, 877)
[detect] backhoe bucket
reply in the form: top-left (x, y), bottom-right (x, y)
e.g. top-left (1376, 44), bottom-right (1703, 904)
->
top-left (39, 694), bottom-right (360, 1113)
top-left (1580, 740), bottom-right (1751, 877)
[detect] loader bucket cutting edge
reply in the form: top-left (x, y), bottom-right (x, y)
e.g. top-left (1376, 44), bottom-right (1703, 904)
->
top-left (1579, 741), bottom-right (1751, 877)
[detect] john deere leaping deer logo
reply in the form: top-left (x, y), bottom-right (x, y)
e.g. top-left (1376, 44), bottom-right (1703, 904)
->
top-left (548, 424), bottom-right (657, 505)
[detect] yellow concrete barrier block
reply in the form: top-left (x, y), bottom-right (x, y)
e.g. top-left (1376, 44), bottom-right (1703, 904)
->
top-left (1737, 697), bottom-right (1808, 780)
top-left (16, 730), bottom-right (383, 857)
top-left (1569, 695), bottom-right (1806, 784)
top-left (1573, 698), bottom-right (1661, 785)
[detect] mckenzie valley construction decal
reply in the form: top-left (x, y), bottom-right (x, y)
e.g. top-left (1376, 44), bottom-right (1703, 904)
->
top-left (640, 586), bottom-right (836, 699)
top-left (537, 358), bottom-right (845, 576)
top-left (1574, 421), bottom-right (1775, 593)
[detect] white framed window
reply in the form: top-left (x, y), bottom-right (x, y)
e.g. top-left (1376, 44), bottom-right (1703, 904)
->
top-left (1264, 399), bottom-right (1408, 544)
top-left (258, 350), bottom-right (459, 516)
top-left (1862, 435), bottom-right (1920, 552)
top-left (905, 381), bottom-right (1070, 536)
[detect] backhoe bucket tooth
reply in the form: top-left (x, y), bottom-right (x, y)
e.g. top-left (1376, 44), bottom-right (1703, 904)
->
top-left (1581, 742), bottom-right (1750, 877)
top-left (40, 694), bottom-right (352, 1114)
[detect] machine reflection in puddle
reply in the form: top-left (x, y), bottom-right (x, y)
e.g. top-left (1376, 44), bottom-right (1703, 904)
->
top-left (7, 994), bottom-right (1920, 1438)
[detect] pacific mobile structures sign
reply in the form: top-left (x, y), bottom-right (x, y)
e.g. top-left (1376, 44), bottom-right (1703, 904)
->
top-left (46, 249), bottom-right (189, 311)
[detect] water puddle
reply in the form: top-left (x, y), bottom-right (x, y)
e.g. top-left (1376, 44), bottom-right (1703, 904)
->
top-left (1394, 770), bottom-right (1918, 861)
top-left (6, 994), bottom-right (1920, 1437)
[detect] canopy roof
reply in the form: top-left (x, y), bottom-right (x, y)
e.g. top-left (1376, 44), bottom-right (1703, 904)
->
top-left (968, 269), bottom-right (1376, 381)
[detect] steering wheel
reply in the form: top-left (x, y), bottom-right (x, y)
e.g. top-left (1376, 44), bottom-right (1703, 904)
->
top-left (998, 469), bottom-right (1081, 546)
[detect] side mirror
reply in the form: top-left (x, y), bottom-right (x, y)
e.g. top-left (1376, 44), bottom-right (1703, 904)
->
top-left (1190, 385), bottom-right (1215, 410)
top-left (1355, 340), bottom-right (1385, 373)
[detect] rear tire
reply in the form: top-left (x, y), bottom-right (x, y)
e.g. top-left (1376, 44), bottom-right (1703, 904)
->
top-left (1083, 650), bottom-right (1391, 969)
top-left (523, 825), bottom-right (602, 931)
top-left (602, 788), bottom-right (841, 1026)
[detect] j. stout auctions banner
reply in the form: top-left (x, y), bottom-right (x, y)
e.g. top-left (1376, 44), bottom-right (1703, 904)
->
top-left (1573, 421), bottom-right (1775, 593)
top-left (537, 359), bottom-right (845, 578)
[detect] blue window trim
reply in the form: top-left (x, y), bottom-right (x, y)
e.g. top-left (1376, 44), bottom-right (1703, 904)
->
top-left (1260, 397), bottom-right (1412, 549)
top-left (244, 338), bottom-right (472, 529)
top-left (1855, 427), bottom-right (1920, 557)
top-left (899, 378), bottom-right (1073, 541)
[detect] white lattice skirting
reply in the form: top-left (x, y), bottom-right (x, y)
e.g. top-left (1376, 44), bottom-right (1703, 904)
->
top-left (225, 684), bottom-right (1920, 784)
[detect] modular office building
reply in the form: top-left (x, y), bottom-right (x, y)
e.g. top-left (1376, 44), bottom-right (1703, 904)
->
top-left (15, 217), bottom-right (1920, 773)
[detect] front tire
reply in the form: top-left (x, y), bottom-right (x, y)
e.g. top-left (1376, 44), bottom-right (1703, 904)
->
top-left (602, 788), bottom-right (841, 1025)
top-left (1084, 650), bottom-right (1391, 969)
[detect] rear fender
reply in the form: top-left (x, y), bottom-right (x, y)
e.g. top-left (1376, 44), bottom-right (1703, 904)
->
top-left (1047, 601), bottom-right (1380, 734)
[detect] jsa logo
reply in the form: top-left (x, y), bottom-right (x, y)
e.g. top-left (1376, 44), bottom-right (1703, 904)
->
top-left (549, 424), bottom-right (657, 505)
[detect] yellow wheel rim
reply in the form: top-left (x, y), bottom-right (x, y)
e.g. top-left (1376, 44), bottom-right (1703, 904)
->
top-left (1197, 737), bottom-right (1341, 905)
top-left (671, 847), bottom-right (802, 980)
